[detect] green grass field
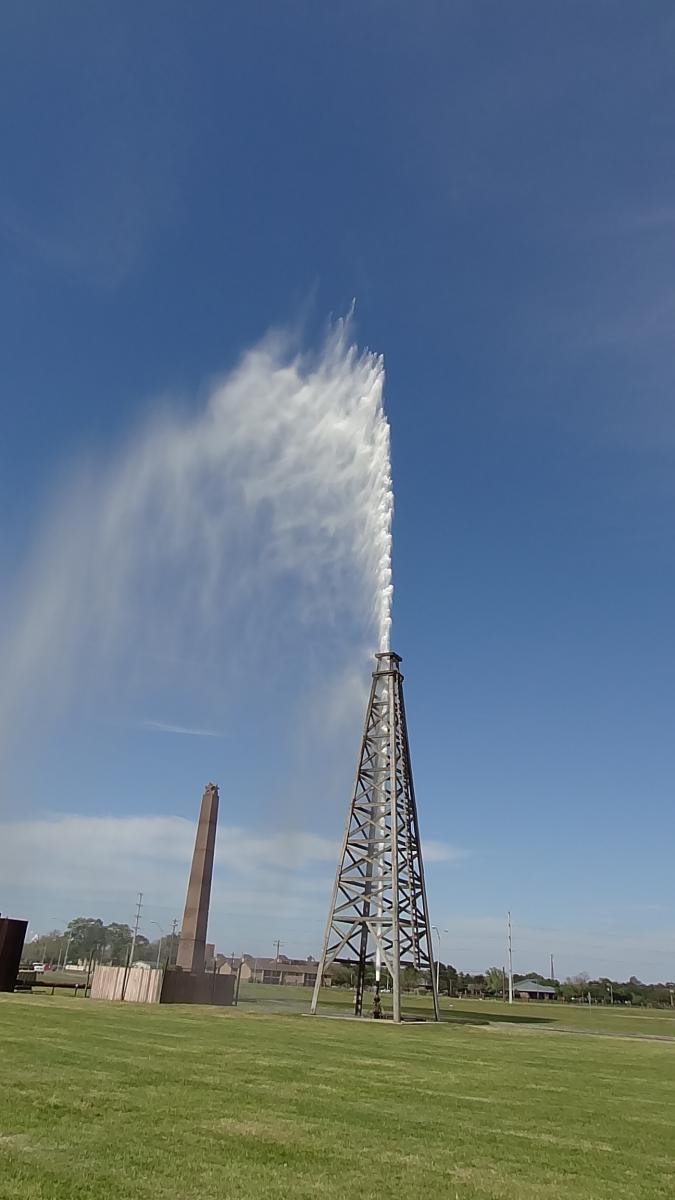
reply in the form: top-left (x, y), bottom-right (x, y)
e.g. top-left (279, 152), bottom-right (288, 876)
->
top-left (2, 989), bottom-right (675, 1200)
top-left (239, 981), bottom-right (675, 1037)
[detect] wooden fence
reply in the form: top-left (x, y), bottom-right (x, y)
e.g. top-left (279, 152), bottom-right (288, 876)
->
top-left (90, 963), bottom-right (163, 1003)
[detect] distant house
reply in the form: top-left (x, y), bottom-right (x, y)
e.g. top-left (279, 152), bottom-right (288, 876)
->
top-left (218, 956), bottom-right (246, 978)
top-left (515, 979), bottom-right (557, 1001)
top-left (219, 954), bottom-right (331, 987)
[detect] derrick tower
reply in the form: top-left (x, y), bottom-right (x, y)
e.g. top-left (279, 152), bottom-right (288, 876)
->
top-left (311, 651), bottom-right (439, 1023)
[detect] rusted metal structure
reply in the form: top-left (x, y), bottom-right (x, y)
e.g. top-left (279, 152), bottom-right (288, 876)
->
top-left (0, 915), bottom-right (28, 992)
top-left (311, 651), bottom-right (439, 1023)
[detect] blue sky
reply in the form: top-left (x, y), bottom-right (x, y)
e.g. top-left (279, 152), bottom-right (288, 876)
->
top-left (2, 2), bottom-right (675, 981)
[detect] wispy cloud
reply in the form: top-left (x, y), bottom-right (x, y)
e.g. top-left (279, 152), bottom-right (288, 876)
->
top-left (0, 166), bottom-right (172, 290)
top-left (602, 205), bottom-right (675, 236)
top-left (0, 18), bottom-right (188, 291)
top-left (432, 913), bottom-right (675, 984)
top-left (0, 813), bottom-right (339, 943)
top-left (424, 839), bottom-right (470, 864)
top-left (0, 813), bottom-right (338, 887)
top-left (0, 812), bottom-right (462, 887)
top-left (5, 811), bottom-right (667, 977)
top-left (138, 720), bottom-right (222, 737)
top-left (0, 812), bottom-right (464, 952)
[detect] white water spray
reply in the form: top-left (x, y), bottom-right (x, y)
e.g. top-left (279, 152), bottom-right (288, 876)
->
top-left (374, 420), bottom-right (394, 652)
top-left (0, 316), bottom-right (394, 769)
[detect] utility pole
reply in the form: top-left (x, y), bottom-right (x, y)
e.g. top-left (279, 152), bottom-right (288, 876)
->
top-left (170, 919), bottom-right (178, 966)
top-left (550, 953), bottom-right (555, 983)
top-left (129, 892), bottom-right (143, 967)
top-left (507, 911), bottom-right (514, 1004)
top-left (273, 939), bottom-right (283, 961)
top-left (121, 892), bottom-right (143, 1001)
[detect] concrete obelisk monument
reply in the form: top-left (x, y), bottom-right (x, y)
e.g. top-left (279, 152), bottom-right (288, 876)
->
top-left (176, 782), bottom-right (219, 973)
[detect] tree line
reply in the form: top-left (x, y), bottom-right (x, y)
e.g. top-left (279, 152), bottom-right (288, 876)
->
top-left (26, 917), bottom-right (179, 968)
top-left (331, 961), bottom-right (675, 1007)
top-left (27, 920), bottom-right (675, 1007)
top-left (437, 964), bottom-right (675, 1007)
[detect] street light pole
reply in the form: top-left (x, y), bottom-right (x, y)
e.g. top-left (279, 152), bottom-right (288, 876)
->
top-left (150, 922), bottom-right (164, 970)
top-left (57, 933), bottom-right (73, 971)
top-left (507, 911), bottom-right (514, 1005)
top-left (431, 926), bottom-right (448, 995)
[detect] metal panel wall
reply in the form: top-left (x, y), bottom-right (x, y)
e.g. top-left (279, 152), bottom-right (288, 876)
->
top-left (160, 969), bottom-right (235, 1006)
top-left (0, 917), bottom-right (28, 992)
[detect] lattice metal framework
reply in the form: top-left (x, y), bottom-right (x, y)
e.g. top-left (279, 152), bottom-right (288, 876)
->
top-left (311, 651), bottom-right (440, 1023)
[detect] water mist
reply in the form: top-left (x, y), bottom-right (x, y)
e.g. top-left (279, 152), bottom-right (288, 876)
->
top-left (0, 317), bottom-right (394, 793)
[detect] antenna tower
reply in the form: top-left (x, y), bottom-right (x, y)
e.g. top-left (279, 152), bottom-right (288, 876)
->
top-left (311, 651), bottom-right (440, 1023)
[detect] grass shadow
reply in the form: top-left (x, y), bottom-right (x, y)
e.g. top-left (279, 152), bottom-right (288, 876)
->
top-left (390, 1000), bottom-right (555, 1027)
top-left (441, 1006), bottom-right (553, 1027)
top-left (236, 986), bottom-right (557, 1027)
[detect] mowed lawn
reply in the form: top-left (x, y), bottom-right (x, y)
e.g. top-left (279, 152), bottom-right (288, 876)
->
top-left (238, 981), bottom-right (675, 1038)
top-left (1, 993), bottom-right (675, 1200)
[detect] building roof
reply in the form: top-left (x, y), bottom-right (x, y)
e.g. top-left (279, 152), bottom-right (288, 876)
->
top-left (516, 979), bottom-right (556, 994)
top-left (243, 955), bottom-right (321, 975)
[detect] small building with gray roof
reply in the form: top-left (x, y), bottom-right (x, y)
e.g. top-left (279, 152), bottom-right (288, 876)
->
top-left (515, 979), bottom-right (557, 1001)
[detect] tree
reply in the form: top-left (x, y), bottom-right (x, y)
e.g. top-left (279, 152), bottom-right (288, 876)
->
top-left (163, 931), bottom-right (180, 966)
top-left (105, 923), bottom-right (134, 964)
top-left (402, 965), bottom-right (423, 991)
top-left (484, 967), bottom-right (505, 997)
top-left (129, 934), bottom-right (150, 963)
top-left (143, 938), bottom-right (171, 968)
top-left (328, 965), bottom-right (353, 987)
top-left (26, 929), bottom-right (66, 966)
top-left (456, 971), bottom-right (485, 996)
top-left (65, 918), bottom-right (107, 960)
top-left (438, 963), bottom-right (458, 996)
